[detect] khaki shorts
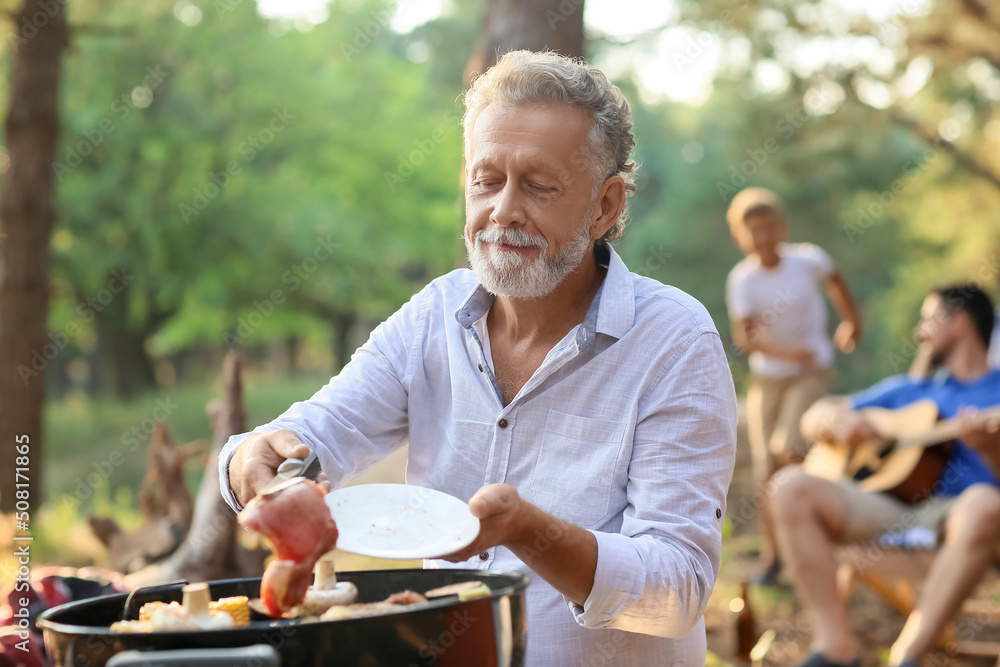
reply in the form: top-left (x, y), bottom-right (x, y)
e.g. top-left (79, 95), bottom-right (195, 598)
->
top-left (835, 480), bottom-right (955, 544)
top-left (747, 367), bottom-right (831, 479)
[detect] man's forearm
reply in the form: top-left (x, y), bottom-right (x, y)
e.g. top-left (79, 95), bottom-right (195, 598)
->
top-left (742, 337), bottom-right (797, 359)
top-left (733, 317), bottom-right (810, 361)
top-left (507, 503), bottom-right (598, 606)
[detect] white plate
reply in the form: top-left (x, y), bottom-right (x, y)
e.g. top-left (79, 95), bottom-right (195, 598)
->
top-left (325, 484), bottom-right (480, 560)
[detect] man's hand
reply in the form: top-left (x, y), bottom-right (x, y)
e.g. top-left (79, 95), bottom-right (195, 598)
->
top-left (957, 408), bottom-right (1000, 453)
top-left (442, 483), bottom-right (598, 605)
top-left (842, 418), bottom-right (882, 449)
top-left (442, 484), bottom-right (526, 562)
top-left (801, 397), bottom-right (880, 447)
top-left (229, 429), bottom-right (311, 508)
top-left (783, 346), bottom-right (815, 366)
top-left (833, 320), bottom-right (859, 354)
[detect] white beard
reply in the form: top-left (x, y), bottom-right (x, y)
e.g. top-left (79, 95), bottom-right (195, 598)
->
top-left (466, 219), bottom-right (594, 299)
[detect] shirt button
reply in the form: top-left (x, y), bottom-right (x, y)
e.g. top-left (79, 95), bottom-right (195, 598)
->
top-left (716, 508), bottom-right (722, 519)
top-left (479, 551), bottom-right (489, 561)
top-left (478, 363), bottom-right (483, 372)
top-left (497, 418), bottom-right (508, 429)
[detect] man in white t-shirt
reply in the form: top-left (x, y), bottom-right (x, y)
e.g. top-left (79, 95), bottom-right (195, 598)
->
top-left (725, 187), bottom-right (861, 585)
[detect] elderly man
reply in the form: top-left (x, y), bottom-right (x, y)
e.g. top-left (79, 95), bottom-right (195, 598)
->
top-left (221, 50), bottom-right (736, 666)
top-left (772, 284), bottom-right (1000, 667)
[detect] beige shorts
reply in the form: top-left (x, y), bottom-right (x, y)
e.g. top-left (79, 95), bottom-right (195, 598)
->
top-left (835, 480), bottom-right (955, 544)
top-left (747, 367), bottom-right (831, 478)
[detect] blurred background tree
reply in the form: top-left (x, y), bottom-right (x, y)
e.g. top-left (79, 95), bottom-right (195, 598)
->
top-left (0, 0), bottom-right (66, 512)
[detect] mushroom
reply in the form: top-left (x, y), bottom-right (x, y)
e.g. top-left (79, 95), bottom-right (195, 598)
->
top-left (148, 584), bottom-right (237, 631)
top-left (287, 560), bottom-right (358, 618)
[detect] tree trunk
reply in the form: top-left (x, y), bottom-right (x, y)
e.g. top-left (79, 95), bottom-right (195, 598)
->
top-left (332, 313), bottom-right (356, 373)
top-left (268, 336), bottom-right (299, 377)
top-left (94, 319), bottom-right (157, 398)
top-left (127, 352), bottom-right (269, 586)
top-left (465, 0), bottom-right (585, 83)
top-left (88, 422), bottom-right (200, 573)
top-left (0, 0), bottom-right (68, 512)
top-left (90, 281), bottom-right (166, 397)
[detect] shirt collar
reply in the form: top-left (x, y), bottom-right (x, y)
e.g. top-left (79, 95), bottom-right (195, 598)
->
top-left (455, 242), bottom-right (637, 348)
top-left (937, 367), bottom-right (1000, 387)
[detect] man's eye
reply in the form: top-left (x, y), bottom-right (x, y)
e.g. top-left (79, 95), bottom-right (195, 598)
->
top-left (530, 184), bottom-right (553, 193)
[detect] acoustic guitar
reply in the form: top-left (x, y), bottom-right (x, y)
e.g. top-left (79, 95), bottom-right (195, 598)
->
top-left (802, 399), bottom-right (1000, 504)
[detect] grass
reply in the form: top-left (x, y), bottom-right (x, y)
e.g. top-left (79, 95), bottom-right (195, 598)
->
top-left (44, 370), bottom-right (335, 511)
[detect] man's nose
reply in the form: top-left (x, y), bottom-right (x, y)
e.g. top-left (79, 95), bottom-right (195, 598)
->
top-left (489, 183), bottom-right (525, 227)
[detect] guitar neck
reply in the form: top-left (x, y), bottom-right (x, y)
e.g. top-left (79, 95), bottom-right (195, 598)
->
top-left (897, 406), bottom-right (1000, 450)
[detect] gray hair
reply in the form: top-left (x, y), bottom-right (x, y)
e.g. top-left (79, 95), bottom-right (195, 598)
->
top-left (462, 50), bottom-right (637, 242)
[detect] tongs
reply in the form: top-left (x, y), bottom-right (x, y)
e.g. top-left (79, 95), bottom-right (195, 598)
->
top-left (259, 450), bottom-right (323, 497)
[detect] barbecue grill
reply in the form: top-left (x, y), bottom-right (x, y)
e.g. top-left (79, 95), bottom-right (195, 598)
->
top-left (37, 569), bottom-right (528, 667)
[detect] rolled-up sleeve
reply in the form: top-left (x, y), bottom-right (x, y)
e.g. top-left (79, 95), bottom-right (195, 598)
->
top-left (218, 289), bottom-right (426, 514)
top-left (567, 330), bottom-right (737, 637)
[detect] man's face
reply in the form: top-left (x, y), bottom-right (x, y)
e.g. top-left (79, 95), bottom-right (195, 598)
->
top-left (914, 294), bottom-right (959, 365)
top-left (463, 103), bottom-right (601, 298)
top-left (735, 211), bottom-right (786, 258)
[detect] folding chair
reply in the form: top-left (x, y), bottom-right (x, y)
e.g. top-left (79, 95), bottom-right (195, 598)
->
top-left (836, 544), bottom-right (1000, 664)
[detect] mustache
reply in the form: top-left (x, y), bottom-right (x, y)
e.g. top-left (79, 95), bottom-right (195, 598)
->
top-left (473, 227), bottom-right (546, 249)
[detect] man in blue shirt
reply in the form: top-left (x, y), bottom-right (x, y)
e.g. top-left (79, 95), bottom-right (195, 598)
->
top-left (771, 284), bottom-right (1000, 667)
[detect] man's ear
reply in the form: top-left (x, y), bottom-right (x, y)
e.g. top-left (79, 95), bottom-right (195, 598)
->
top-left (953, 310), bottom-right (974, 338)
top-left (590, 175), bottom-right (627, 241)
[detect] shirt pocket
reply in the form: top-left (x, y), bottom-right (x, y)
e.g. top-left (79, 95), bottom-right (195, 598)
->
top-left (527, 410), bottom-right (627, 528)
top-left (435, 419), bottom-right (492, 501)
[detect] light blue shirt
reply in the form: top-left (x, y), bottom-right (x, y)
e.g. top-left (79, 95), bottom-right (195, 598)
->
top-left (219, 243), bottom-right (737, 666)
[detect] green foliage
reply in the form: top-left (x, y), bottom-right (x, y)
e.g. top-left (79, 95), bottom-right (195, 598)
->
top-left (45, 0), bottom-right (465, 377)
top-left (643, 0), bottom-right (1000, 392)
top-left (3, 0), bottom-right (996, 401)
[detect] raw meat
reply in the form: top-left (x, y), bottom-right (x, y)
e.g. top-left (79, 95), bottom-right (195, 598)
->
top-left (238, 478), bottom-right (338, 617)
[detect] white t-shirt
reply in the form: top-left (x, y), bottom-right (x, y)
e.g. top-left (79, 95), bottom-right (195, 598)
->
top-left (726, 242), bottom-right (835, 378)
